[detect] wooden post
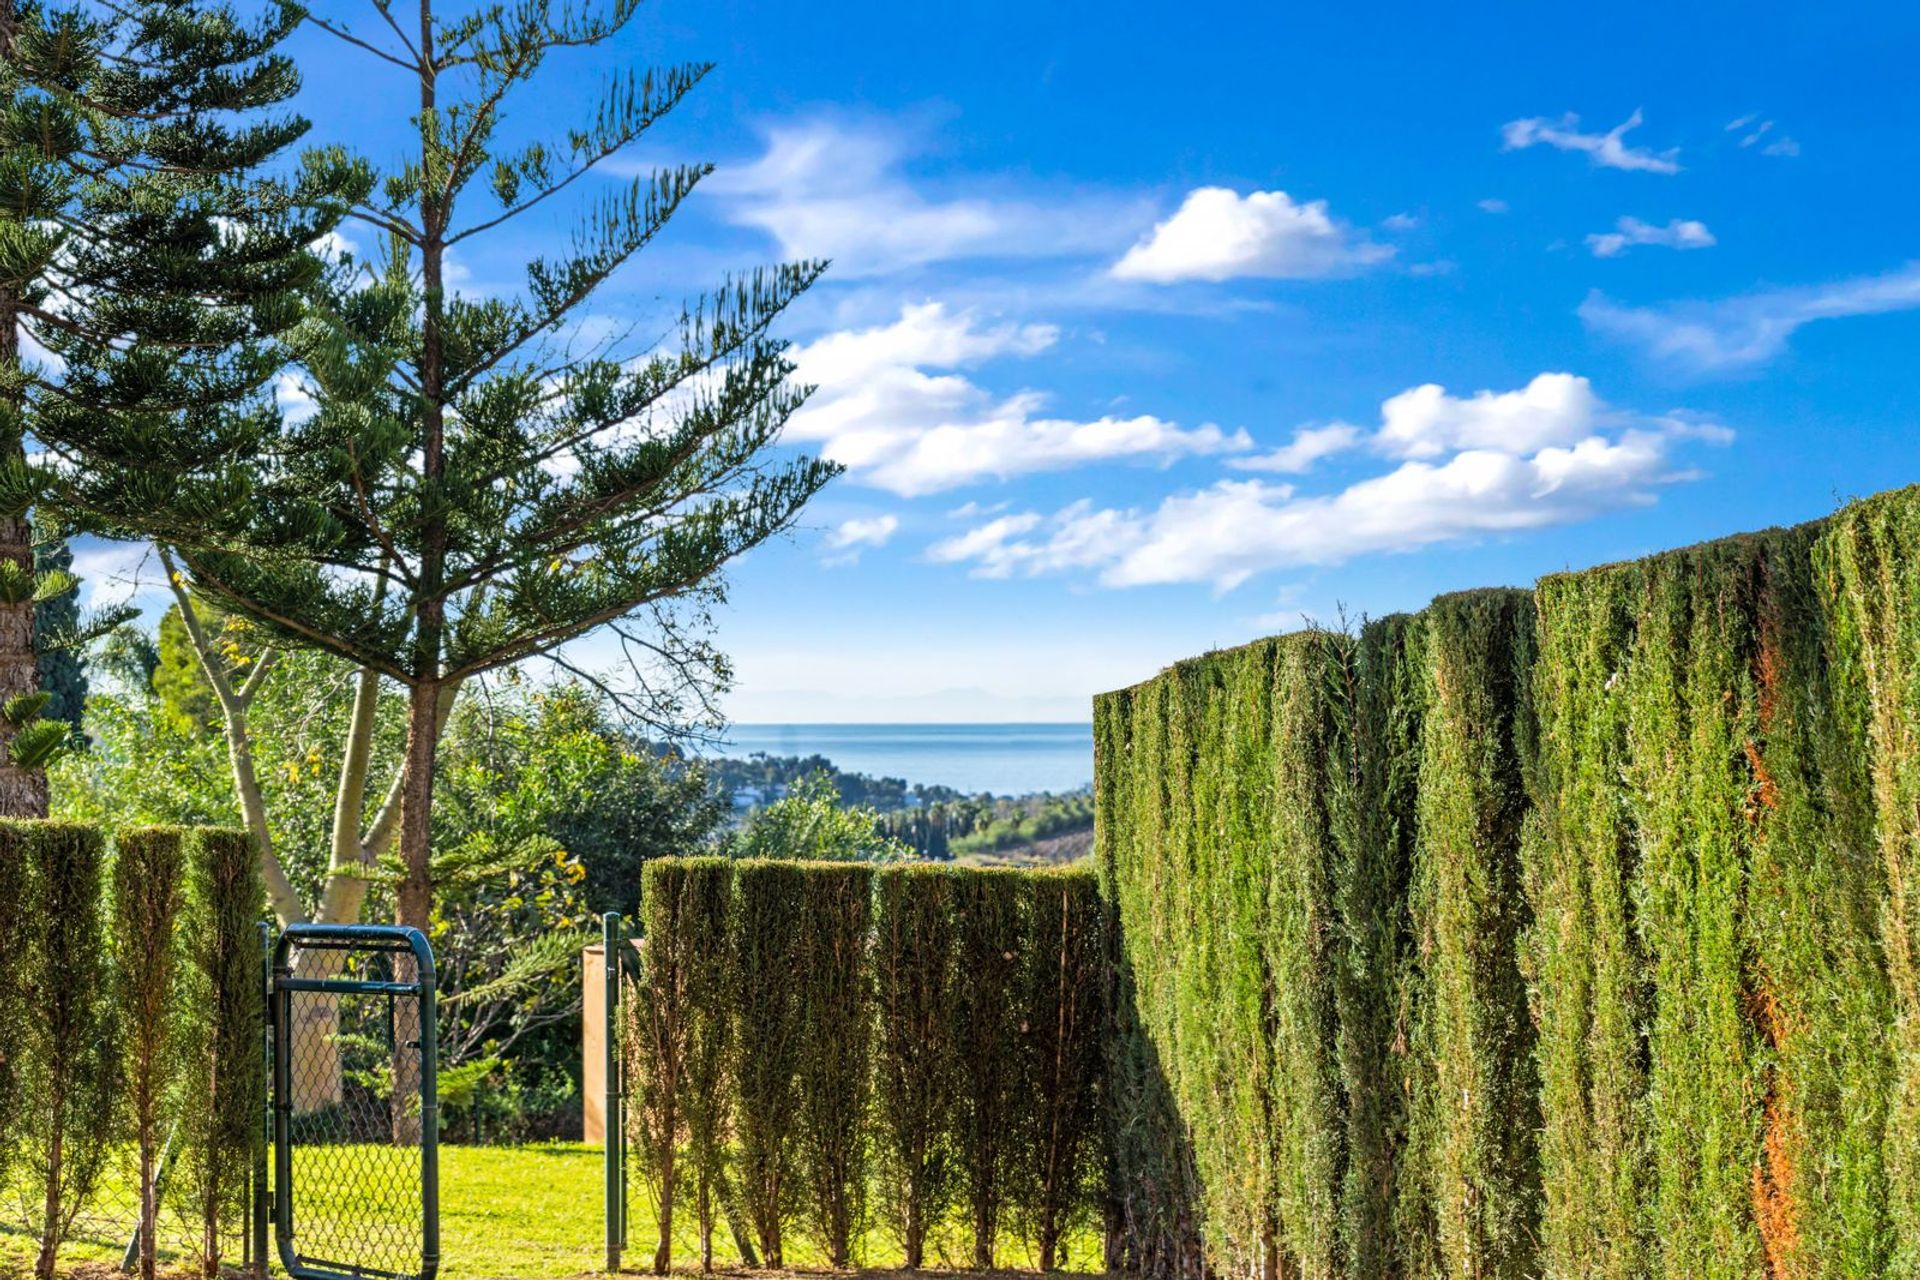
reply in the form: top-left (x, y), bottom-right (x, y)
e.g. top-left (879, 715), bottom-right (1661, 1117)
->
top-left (582, 942), bottom-right (608, 1143)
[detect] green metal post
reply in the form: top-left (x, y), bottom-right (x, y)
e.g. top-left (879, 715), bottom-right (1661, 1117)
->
top-left (603, 912), bottom-right (622, 1273)
top-left (417, 932), bottom-right (440, 1280)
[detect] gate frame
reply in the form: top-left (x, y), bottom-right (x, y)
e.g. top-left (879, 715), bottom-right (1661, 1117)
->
top-left (270, 923), bottom-right (441, 1280)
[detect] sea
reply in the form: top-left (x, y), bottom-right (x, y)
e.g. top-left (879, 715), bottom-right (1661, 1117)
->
top-left (712, 723), bottom-right (1094, 797)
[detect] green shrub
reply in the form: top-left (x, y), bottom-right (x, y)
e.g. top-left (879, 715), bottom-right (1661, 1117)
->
top-left (675, 859), bottom-right (738, 1273)
top-left (5, 820), bottom-right (118, 1280)
top-left (1816, 487), bottom-right (1920, 1273)
top-left (1265, 636), bottom-right (1346, 1279)
top-left (1016, 867), bottom-right (1106, 1272)
top-left (175, 827), bottom-right (265, 1279)
top-left (1094, 687), bottom-right (1204, 1279)
top-left (951, 867), bottom-right (1028, 1268)
top-left (731, 860), bottom-right (808, 1266)
top-left (1523, 558), bottom-right (1648, 1280)
top-left (109, 827), bottom-right (188, 1280)
top-left (1323, 617), bottom-right (1420, 1278)
top-left (794, 863), bottom-right (874, 1266)
top-left (1526, 525), bottom-right (1896, 1280)
top-left (1749, 525), bottom-right (1891, 1277)
top-left (0, 817), bottom-right (24, 1195)
top-left (872, 864), bottom-right (962, 1269)
top-left (1093, 636), bottom-right (1345, 1280)
top-left (1407, 591), bottom-right (1539, 1280)
top-left (636, 860), bottom-right (695, 1274)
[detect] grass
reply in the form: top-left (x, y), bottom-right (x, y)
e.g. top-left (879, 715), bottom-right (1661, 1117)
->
top-left (3, 1144), bottom-right (1103, 1280)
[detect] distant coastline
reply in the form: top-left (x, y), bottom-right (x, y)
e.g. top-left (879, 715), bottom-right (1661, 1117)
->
top-left (707, 722), bottom-right (1094, 798)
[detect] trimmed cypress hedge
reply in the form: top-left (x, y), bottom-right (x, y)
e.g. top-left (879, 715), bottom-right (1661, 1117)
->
top-left (795, 864), bottom-right (874, 1267)
top-left (952, 868), bottom-right (1029, 1269)
top-left (6, 820), bottom-right (117, 1280)
top-left (177, 827), bottom-right (267, 1279)
top-left (111, 827), bottom-right (188, 1280)
top-left (1018, 867), bottom-right (1107, 1272)
top-left (1325, 617), bottom-right (1419, 1280)
top-left (0, 822), bottom-right (265, 1280)
top-left (1407, 591), bottom-right (1539, 1280)
top-left (1816, 490), bottom-right (1920, 1274)
top-left (629, 859), bottom-right (1112, 1272)
top-left (873, 864), bottom-right (961, 1268)
top-left (0, 817), bottom-right (25, 1198)
top-left (731, 860), bottom-right (809, 1267)
top-left (1097, 482), bottom-right (1920, 1280)
top-left (673, 858), bottom-right (737, 1272)
top-left (636, 856), bottom-right (697, 1274)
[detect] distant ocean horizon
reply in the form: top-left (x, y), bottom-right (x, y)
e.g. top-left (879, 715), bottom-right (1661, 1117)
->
top-left (711, 722), bottom-right (1094, 797)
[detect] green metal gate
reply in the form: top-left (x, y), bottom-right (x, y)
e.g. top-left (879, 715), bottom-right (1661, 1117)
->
top-left (271, 924), bottom-right (440, 1280)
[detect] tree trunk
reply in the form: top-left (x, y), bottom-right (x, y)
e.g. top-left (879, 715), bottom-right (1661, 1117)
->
top-left (652, 1146), bottom-right (674, 1275)
top-left (0, 0), bottom-right (45, 819)
top-left (904, 1194), bottom-right (924, 1270)
top-left (137, 1122), bottom-right (157, 1280)
top-left (719, 1168), bottom-right (758, 1267)
top-left (390, 680), bottom-right (441, 1145)
top-left (35, 1081), bottom-right (62, 1280)
top-left (0, 507), bottom-right (45, 817)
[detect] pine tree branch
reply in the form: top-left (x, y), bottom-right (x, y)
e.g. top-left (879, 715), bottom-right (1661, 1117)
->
top-left (346, 204), bottom-right (424, 245)
top-left (306, 13), bottom-right (418, 71)
top-left (367, 0), bottom-right (423, 64)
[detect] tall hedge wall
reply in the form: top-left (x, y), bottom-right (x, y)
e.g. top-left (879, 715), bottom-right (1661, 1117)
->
top-left (1095, 481), bottom-right (1920, 1280)
top-left (0, 822), bottom-right (264, 1279)
top-left (629, 859), bottom-right (1111, 1273)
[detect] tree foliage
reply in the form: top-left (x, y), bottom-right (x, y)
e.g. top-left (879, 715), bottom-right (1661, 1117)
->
top-left (0, 0), bottom-right (325, 814)
top-left (155, 0), bottom-right (837, 940)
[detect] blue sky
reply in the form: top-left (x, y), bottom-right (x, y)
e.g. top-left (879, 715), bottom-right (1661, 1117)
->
top-left (85, 2), bottom-right (1920, 721)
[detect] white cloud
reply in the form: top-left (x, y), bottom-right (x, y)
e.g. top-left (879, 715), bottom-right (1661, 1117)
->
top-left (1500, 109), bottom-right (1680, 174)
top-left (709, 117), bottom-right (1148, 278)
top-left (1580, 262), bottom-right (1920, 371)
top-left (1110, 187), bottom-right (1393, 283)
top-left (1229, 424), bottom-right (1362, 473)
top-left (821, 514), bottom-right (900, 565)
top-left (785, 303), bottom-right (1250, 495)
top-left (1374, 373), bottom-right (1606, 459)
top-left (1585, 216), bottom-right (1716, 258)
top-left (1477, 198), bottom-right (1510, 214)
top-left (274, 372), bottom-right (318, 424)
top-left (931, 376), bottom-right (1730, 590)
top-left (1728, 116), bottom-right (1800, 157)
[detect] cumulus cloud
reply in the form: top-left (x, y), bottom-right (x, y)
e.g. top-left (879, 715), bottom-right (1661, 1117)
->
top-left (708, 117), bottom-right (1147, 278)
top-left (1580, 262), bottom-right (1920, 372)
top-left (1586, 216), bottom-right (1716, 258)
top-left (785, 303), bottom-right (1250, 495)
top-left (1477, 198), bottom-right (1510, 214)
top-left (821, 514), bottom-right (901, 565)
top-left (1229, 424), bottom-right (1362, 473)
top-left (1501, 109), bottom-right (1680, 174)
top-left (931, 375), bottom-right (1730, 590)
top-left (1110, 187), bottom-right (1393, 283)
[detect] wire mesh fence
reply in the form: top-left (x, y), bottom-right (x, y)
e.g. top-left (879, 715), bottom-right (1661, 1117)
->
top-left (272, 926), bottom-right (438, 1280)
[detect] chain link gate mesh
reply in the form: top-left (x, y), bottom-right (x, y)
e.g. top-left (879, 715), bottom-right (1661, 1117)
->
top-left (272, 925), bottom-right (439, 1280)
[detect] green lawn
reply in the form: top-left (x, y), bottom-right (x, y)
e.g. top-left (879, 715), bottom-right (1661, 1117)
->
top-left (5, 1144), bottom-right (1102, 1280)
